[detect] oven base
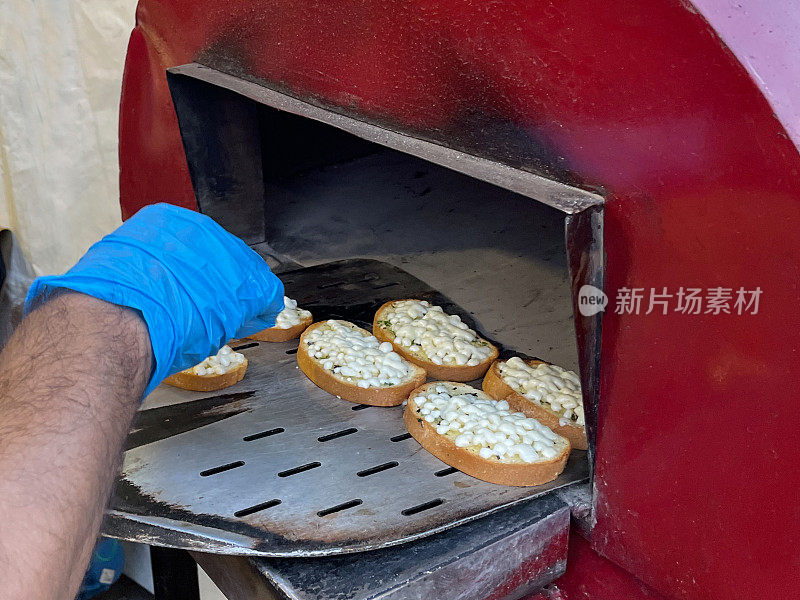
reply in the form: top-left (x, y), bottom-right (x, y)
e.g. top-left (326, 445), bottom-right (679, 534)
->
top-left (193, 494), bottom-right (569, 600)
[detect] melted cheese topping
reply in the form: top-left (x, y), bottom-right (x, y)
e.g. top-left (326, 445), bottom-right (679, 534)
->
top-left (498, 358), bottom-right (585, 427)
top-left (378, 300), bottom-right (493, 367)
top-left (411, 383), bottom-right (568, 463)
top-left (188, 345), bottom-right (245, 376)
top-left (274, 296), bottom-right (312, 329)
top-left (304, 320), bottom-right (412, 388)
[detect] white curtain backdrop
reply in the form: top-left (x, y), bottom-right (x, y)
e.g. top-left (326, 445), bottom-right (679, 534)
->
top-left (0, 0), bottom-right (137, 275)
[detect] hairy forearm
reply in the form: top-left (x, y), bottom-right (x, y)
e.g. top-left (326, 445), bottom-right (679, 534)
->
top-left (0, 292), bottom-right (151, 600)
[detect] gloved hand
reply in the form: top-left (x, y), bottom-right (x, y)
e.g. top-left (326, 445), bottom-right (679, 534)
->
top-left (24, 203), bottom-right (285, 397)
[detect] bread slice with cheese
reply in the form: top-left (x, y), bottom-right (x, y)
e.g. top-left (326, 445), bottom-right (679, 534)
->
top-left (482, 357), bottom-right (587, 450)
top-left (248, 296), bottom-right (313, 342)
top-left (298, 320), bottom-right (426, 406)
top-left (164, 345), bottom-right (248, 392)
top-left (404, 382), bottom-right (570, 486)
top-left (373, 299), bottom-right (498, 382)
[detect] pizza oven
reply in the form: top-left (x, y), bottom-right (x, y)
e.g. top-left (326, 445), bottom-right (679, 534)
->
top-left (164, 60), bottom-right (603, 448)
top-left (115, 2), bottom-right (800, 599)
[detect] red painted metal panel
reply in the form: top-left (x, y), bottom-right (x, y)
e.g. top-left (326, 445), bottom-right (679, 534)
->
top-left (119, 2), bottom-right (800, 598)
top-left (484, 525), bottom-right (569, 600)
top-left (527, 530), bottom-right (670, 600)
top-left (119, 24), bottom-right (196, 218)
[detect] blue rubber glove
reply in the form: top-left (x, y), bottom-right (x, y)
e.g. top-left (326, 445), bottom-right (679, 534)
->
top-left (24, 203), bottom-right (284, 397)
top-left (77, 537), bottom-right (124, 600)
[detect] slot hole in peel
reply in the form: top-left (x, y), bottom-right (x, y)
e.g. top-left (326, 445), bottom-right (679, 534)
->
top-left (401, 499), bottom-right (444, 516)
top-left (317, 499), bottom-right (363, 517)
top-left (390, 433), bottom-right (412, 442)
top-left (285, 348), bottom-right (299, 355)
top-left (318, 428), bottom-right (358, 442)
top-left (230, 342), bottom-right (258, 351)
top-left (243, 428), bottom-right (284, 442)
top-left (200, 461), bottom-right (245, 477)
top-left (278, 462), bottom-right (321, 477)
top-left (351, 404), bottom-right (371, 411)
top-left (357, 461), bottom-right (399, 477)
top-left (234, 499), bottom-right (281, 518)
top-left (434, 467), bottom-right (458, 477)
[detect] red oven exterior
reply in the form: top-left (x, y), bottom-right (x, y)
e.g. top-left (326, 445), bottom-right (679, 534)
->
top-left (118, 2), bottom-right (800, 598)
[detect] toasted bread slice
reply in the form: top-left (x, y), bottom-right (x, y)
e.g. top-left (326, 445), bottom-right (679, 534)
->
top-left (298, 320), bottom-right (426, 406)
top-left (164, 357), bottom-right (248, 392)
top-left (483, 358), bottom-right (587, 450)
top-left (248, 313), bottom-right (313, 342)
top-left (373, 299), bottom-right (498, 382)
top-left (404, 382), bottom-right (570, 486)
top-left (248, 297), bottom-right (313, 342)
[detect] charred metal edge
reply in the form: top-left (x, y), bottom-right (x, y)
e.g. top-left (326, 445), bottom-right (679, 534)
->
top-left (126, 391), bottom-right (256, 451)
top-left (565, 205), bottom-right (604, 509)
top-left (166, 63), bottom-right (604, 215)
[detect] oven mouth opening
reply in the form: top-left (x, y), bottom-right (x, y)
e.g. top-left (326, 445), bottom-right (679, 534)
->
top-left (166, 61), bottom-right (603, 500)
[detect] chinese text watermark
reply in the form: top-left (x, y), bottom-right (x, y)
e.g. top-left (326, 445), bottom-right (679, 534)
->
top-left (578, 286), bottom-right (761, 317)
